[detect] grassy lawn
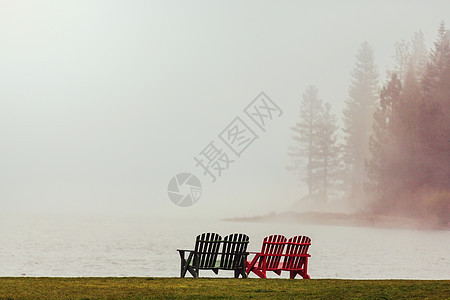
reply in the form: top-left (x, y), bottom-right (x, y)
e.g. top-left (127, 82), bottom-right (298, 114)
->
top-left (0, 277), bottom-right (448, 299)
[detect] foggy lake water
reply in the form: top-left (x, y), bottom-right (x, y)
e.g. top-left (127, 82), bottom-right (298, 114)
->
top-left (1, 215), bottom-right (449, 279)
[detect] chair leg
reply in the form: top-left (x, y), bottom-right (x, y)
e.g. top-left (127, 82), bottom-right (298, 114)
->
top-left (179, 250), bottom-right (188, 278)
top-left (302, 258), bottom-right (310, 279)
top-left (180, 259), bottom-right (185, 278)
top-left (194, 266), bottom-right (199, 278)
top-left (249, 269), bottom-right (266, 278)
top-left (180, 251), bottom-right (196, 278)
top-left (238, 260), bottom-right (248, 278)
top-left (234, 269), bottom-right (248, 279)
top-left (261, 257), bottom-right (267, 278)
top-left (290, 271), bottom-right (297, 279)
top-left (187, 266), bottom-right (197, 278)
top-left (242, 270), bottom-right (248, 279)
top-left (300, 271), bottom-right (310, 279)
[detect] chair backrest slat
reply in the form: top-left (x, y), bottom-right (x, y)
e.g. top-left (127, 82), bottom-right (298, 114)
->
top-left (220, 233), bottom-right (249, 269)
top-left (261, 235), bottom-right (287, 269)
top-left (194, 232), bottom-right (222, 269)
top-left (282, 235), bottom-right (311, 269)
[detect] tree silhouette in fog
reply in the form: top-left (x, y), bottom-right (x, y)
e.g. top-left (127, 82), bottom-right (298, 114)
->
top-left (289, 86), bottom-right (340, 203)
top-left (342, 42), bottom-right (379, 208)
top-left (368, 22), bottom-right (450, 226)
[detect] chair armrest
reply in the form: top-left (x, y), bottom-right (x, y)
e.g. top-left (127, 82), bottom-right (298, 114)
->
top-left (177, 249), bottom-right (195, 261)
top-left (284, 254), bottom-right (311, 257)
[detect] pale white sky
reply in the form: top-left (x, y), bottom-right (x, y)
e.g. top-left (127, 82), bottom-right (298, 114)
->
top-left (1, 0), bottom-right (449, 218)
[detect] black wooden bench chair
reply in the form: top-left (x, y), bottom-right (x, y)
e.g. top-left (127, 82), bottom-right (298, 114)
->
top-left (177, 232), bottom-right (249, 278)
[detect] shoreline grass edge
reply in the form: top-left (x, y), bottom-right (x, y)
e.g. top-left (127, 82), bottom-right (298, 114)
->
top-left (0, 277), bottom-right (449, 299)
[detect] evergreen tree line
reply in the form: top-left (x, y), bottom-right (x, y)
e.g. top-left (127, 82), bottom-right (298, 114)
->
top-left (289, 22), bottom-right (449, 225)
top-left (288, 86), bottom-right (340, 203)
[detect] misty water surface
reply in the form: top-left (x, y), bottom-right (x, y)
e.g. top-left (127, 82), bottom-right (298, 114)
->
top-left (1, 215), bottom-right (448, 279)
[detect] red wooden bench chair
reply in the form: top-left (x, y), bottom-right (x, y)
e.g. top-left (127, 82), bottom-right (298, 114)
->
top-left (246, 235), bottom-right (311, 279)
top-left (245, 235), bottom-right (287, 278)
top-left (282, 235), bottom-right (311, 279)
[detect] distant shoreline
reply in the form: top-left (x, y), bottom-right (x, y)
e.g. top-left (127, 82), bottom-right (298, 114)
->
top-left (223, 211), bottom-right (449, 231)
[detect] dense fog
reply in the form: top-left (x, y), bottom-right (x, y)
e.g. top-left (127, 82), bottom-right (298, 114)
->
top-left (1, 1), bottom-right (449, 226)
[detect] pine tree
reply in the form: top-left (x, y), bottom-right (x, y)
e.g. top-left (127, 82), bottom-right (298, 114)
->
top-left (422, 21), bottom-right (450, 98)
top-left (393, 40), bottom-right (410, 83)
top-left (289, 86), bottom-right (323, 196)
top-left (315, 102), bottom-right (340, 202)
top-left (368, 23), bottom-right (449, 226)
top-left (409, 30), bottom-right (428, 79)
top-left (392, 31), bottom-right (428, 84)
top-left (397, 66), bottom-right (423, 193)
top-left (367, 73), bottom-right (401, 209)
top-left (342, 42), bottom-right (379, 207)
top-left (420, 21), bottom-right (450, 188)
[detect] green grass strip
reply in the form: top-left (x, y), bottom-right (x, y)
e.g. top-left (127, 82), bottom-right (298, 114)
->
top-left (0, 277), bottom-right (448, 299)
